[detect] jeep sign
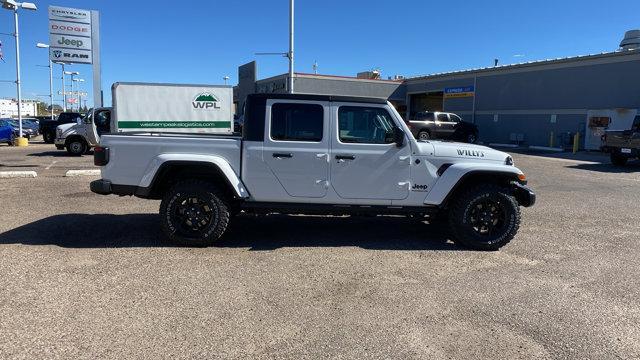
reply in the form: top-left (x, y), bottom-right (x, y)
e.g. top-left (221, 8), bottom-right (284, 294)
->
top-left (50, 34), bottom-right (92, 51)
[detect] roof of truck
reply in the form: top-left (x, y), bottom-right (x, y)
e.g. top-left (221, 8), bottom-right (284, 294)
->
top-left (247, 93), bottom-right (388, 104)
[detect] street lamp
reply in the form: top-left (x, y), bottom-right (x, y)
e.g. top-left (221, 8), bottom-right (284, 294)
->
top-left (223, 76), bottom-right (230, 85)
top-left (36, 42), bottom-right (54, 120)
top-left (1, 0), bottom-right (37, 145)
top-left (64, 71), bottom-right (79, 111)
top-left (73, 78), bottom-right (85, 111)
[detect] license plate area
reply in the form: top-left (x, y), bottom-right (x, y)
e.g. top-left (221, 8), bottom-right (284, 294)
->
top-left (621, 148), bottom-right (632, 154)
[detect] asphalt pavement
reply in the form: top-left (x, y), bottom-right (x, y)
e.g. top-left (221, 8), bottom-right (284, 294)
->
top-left (0, 142), bottom-right (639, 359)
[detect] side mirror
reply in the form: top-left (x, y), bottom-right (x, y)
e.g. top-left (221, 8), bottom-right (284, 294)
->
top-left (393, 127), bottom-right (405, 148)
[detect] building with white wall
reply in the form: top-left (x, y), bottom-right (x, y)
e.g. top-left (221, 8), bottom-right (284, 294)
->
top-left (0, 98), bottom-right (38, 117)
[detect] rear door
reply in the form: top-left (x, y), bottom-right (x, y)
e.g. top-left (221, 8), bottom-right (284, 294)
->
top-left (330, 103), bottom-right (411, 201)
top-left (262, 100), bottom-right (330, 198)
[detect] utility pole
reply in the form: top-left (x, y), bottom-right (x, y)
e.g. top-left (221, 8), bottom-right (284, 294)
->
top-left (288, 0), bottom-right (294, 94)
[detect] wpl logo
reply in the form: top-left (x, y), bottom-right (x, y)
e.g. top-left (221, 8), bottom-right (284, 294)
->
top-left (192, 93), bottom-right (221, 110)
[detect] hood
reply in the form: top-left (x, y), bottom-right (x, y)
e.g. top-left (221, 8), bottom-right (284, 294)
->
top-left (415, 140), bottom-right (511, 163)
top-left (57, 123), bottom-right (78, 134)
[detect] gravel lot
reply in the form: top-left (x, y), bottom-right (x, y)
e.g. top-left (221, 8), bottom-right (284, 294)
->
top-left (1, 142), bottom-right (639, 359)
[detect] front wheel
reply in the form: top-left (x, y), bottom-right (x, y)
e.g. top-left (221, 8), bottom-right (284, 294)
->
top-left (611, 153), bottom-right (628, 166)
top-left (66, 139), bottom-right (86, 156)
top-left (43, 131), bottom-right (54, 144)
top-left (448, 184), bottom-right (521, 251)
top-left (159, 180), bottom-right (230, 247)
top-left (417, 131), bottom-right (431, 141)
top-left (466, 132), bottom-right (478, 144)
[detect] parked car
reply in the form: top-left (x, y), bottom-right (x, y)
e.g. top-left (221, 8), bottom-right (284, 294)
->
top-left (55, 107), bottom-right (112, 155)
top-left (601, 114), bottom-right (640, 166)
top-left (4, 119), bottom-right (38, 139)
top-left (91, 92), bottom-right (535, 251)
top-left (407, 111), bottom-right (479, 143)
top-left (39, 112), bottom-right (82, 143)
top-left (0, 119), bottom-right (14, 145)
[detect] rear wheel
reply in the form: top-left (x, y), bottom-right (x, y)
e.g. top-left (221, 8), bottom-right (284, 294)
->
top-left (417, 131), bottom-right (431, 141)
top-left (611, 153), bottom-right (628, 166)
top-left (448, 184), bottom-right (520, 251)
top-left (160, 180), bottom-right (230, 247)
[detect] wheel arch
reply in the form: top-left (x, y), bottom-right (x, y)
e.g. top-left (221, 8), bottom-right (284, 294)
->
top-left (141, 156), bottom-right (249, 200)
top-left (424, 164), bottom-right (524, 208)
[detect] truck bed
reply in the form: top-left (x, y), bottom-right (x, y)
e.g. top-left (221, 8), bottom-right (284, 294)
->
top-left (99, 132), bottom-right (242, 188)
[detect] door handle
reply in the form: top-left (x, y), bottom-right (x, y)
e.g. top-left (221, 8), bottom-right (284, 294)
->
top-left (272, 153), bottom-right (293, 158)
top-left (335, 154), bottom-right (356, 160)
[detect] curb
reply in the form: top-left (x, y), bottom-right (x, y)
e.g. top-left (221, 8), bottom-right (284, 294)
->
top-left (64, 169), bottom-right (101, 177)
top-left (0, 170), bottom-right (37, 178)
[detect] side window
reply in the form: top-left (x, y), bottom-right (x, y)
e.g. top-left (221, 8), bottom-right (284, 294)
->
top-left (270, 103), bottom-right (323, 142)
top-left (449, 114), bottom-right (462, 123)
top-left (436, 113), bottom-right (449, 122)
top-left (338, 106), bottom-right (396, 144)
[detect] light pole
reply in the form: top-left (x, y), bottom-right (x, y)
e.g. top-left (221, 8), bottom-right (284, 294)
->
top-left (288, 0), bottom-right (294, 94)
top-left (64, 71), bottom-right (79, 111)
top-left (36, 43), bottom-right (54, 120)
top-left (73, 78), bottom-right (85, 112)
top-left (223, 76), bottom-right (230, 85)
top-left (1, 0), bottom-right (37, 145)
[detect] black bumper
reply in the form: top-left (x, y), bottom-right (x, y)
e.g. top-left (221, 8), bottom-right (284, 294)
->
top-left (90, 179), bottom-right (112, 195)
top-left (512, 182), bottom-right (536, 207)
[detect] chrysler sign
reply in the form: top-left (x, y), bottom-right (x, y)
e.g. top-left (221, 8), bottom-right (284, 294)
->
top-left (48, 6), bottom-right (94, 65)
top-left (49, 6), bottom-right (91, 24)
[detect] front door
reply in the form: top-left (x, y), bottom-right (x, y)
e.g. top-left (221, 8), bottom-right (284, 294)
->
top-left (330, 104), bottom-right (411, 201)
top-left (87, 108), bottom-right (111, 145)
top-left (262, 100), bottom-right (330, 198)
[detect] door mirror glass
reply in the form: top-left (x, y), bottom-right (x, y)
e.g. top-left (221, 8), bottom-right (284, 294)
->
top-left (393, 127), bottom-right (405, 147)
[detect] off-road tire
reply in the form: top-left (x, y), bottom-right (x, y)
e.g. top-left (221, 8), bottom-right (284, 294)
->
top-left (418, 131), bottom-right (431, 141)
top-left (160, 180), bottom-right (230, 247)
top-left (66, 139), bottom-right (87, 156)
top-left (448, 184), bottom-right (520, 251)
top-left (611, 153), bottom-right (628, 167)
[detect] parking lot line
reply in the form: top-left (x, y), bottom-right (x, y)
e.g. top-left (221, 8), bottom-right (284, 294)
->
top-left (45, 160), bottom-right (58, 170)
top-left (0, 170), bottom-right (37, 178)
top-left (64, 169), bottom-right (101, 177)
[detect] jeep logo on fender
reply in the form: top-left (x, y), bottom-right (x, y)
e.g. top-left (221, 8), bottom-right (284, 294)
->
top-left (192, 93), bottom-right (221, 110)
top-left (457, 149), bottom-right (485, 157)
top-left (412, 183), bottom-right (429, 192)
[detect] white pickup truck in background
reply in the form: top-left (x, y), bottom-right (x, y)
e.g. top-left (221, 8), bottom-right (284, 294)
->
top-left (91, 93), bottom-right (535, 251)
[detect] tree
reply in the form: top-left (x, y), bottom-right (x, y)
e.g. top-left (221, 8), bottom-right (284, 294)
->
top-left (36, 101), bottom-right (48, 116)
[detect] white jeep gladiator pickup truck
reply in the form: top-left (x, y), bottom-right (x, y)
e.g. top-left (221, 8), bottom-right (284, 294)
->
top-left (91, 93), bottom-right (535, 250)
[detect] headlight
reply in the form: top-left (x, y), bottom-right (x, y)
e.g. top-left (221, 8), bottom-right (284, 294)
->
top-left (505, 156), bottom-right (514, 166)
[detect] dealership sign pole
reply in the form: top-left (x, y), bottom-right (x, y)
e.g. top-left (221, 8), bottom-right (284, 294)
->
top-left (48, 6), bottom-right (101, 108)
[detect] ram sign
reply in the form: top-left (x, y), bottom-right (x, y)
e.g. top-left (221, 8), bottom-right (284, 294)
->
top-left (48, 6), bottom-right (93, 64)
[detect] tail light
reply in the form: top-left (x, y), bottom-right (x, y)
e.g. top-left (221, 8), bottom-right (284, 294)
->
top-left (94, 146), bottom-right (109, 166)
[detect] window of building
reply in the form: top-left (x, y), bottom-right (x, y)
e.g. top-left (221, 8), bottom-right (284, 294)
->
top-left (270, 103), bottom-right (323, 142)
top-left (338, 106), bottom-right (396, 144)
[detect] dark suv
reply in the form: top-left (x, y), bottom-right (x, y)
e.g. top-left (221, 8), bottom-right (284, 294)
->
top-left (407, 111), bottom-right (478, 143)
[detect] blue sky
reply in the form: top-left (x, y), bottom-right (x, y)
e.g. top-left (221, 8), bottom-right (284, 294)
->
top-left (0, 0), bottom-right (638, 107)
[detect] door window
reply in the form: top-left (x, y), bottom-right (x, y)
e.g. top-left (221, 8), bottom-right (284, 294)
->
top-left (338, 106), bottom-right (396, 144)
top-left (449, 114), bottom-right (462, 123)
top-left (437, 113), bottom-right (449, 122)
top-left (270, 103), bottom-right (323, 142)
top-left (95, 110), bottom-right (111, 135)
